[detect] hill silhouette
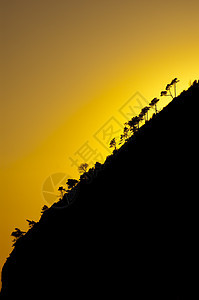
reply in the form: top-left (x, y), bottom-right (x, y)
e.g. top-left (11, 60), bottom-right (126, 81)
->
top-left (1, 81), bottom-right (199, 299)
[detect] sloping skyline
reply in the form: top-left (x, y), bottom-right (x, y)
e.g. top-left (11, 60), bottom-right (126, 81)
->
top-left (0, 0), bottom-right (199, 279)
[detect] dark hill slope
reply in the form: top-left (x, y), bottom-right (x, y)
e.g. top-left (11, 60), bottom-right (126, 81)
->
top-left (1, 82), bottom-right (199, 299)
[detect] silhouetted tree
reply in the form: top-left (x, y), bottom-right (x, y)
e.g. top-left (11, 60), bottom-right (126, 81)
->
top-left (170, 78), bottom-right (180, 97)
top-left (109, 138), bottom-right (117, 150)
top-left (119, 126), bottom-right (129, 145)
top-left (41, 205), bottom-right (48, 214)
top-left (192, 79), bottom-right (198, 86)
top-left (119, 134), bottom-right (124, 145)
top-left (166, 83), bottom-right (173, 99)
top-left (149, 98), bottom-right (159, 114)
top-left (146, 106), bottom-right (150, 121)
top-left (134, 115), bottom-right (142, 128)
top-left (161, 81), bottom-right (175, 99)
top-left (26, 219), bottom-right (37, 229)
top-left (141, 106), bottom-right (150, 122)
top-left (123, 126), bottom-right (129, 139)
top-left (94, 162), bottom-right (102, 176)
top-left (128, 116), bottom-right (139, 133)
top-left (58, 186), bottom-right (66, 198)
top-left (78, 163), bottom-right (89, 174)
top-left (138, 111), bottom-right (144, 125)
top-left (66, 179), bottom-right (78, 189)
top-left (160, 90), bottom-right (168, 97)
top-left (95, 161), bottom-right (102, 169)
top-left (11, 228), bottom-right (25, 245)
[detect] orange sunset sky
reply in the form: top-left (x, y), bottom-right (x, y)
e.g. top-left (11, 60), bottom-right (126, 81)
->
top-left (0, 0), bottom-right (199, 280)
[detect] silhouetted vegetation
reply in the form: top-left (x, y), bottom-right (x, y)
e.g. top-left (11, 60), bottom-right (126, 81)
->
top-left (1, 79), bottom-right (198, 299)
top-left (119, 126), bottom-right (129, 145)
top-left (141, 106), bottom-right (150, 122)
top-left (78, 163), bottom-right (89, 174)
top-left (171, 78), bottom-right (180, 97)
top-left (149, 98), bottom-right (159, 114)
top-left (66, 179), bottom-right (78, 189)
top-left (109, 137), bottom-right (117, 150)
top-left (11, 228), bottom-right (25, 246)
top-left (26, 219), bottom-right (37, 229)
top-left (108, 78), bottom-right (180, 151)
top-left (161, 78), bottom-right (180, 98)
top-left (41, 205), bottom-right (48, 214)
top-left (126, 116), bottom-right (139, 134)
top-left (58, 186), bottom-right (66, 199)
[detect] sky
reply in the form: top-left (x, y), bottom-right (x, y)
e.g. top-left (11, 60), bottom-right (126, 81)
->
top-left (0, 0), bottom-right (199, 282)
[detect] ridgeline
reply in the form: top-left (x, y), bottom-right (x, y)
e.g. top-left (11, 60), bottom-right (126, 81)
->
top-left (1, 81), bottom-right (199, 299)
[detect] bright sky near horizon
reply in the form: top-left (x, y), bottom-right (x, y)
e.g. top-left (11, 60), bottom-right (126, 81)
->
top-left (0, 0), bottom-right (199, 282)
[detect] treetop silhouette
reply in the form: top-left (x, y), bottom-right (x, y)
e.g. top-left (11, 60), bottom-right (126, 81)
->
top-left (149, 98), bottom-right (159, 114)
top-left (11, 228), bottom-right (26, 246)
top-left (109, 137), bottom-right (117, 150)
top-left (161, 78), bottom-right (180, 98)
top-left (26, 219), bottom-right (37, 229)
top-left (66, 179), bottom-right (78, 189)
top-left (58, 186), bottom-right (66, 199)
top-left (41, 205), bottom-right (48, 215)
top-left (78, 163), bottom-right (89, 174)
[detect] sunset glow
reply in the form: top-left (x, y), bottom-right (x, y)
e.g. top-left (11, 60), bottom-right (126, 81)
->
top-left (0, 0), bottom-right (199, 279)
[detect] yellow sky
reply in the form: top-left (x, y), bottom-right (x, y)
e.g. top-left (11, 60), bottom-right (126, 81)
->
top-left (0, 0), bottom-right (199, 280)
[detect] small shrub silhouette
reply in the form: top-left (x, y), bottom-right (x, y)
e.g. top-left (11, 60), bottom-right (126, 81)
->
top-left (66, 179), bottom-right (78, 189)
top-left (11, 228), bottom-right (25, 246)
top-left (109, 137), bottom-right (117, 150)
top-left (26, 219), bottom-right (37, 229)
top-left (41, 205), bottom-right (48, 215)
top-left (78, 163), bottom-right (89, 174)
top-left (58, 186), bottom-right (66, 199)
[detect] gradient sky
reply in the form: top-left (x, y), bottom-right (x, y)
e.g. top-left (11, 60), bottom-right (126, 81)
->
top-left (0, 0), bottom-right (199, 281)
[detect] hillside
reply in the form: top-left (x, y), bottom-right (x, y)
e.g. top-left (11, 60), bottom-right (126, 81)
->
top-left (1, 81), bottom-right (199, 299)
